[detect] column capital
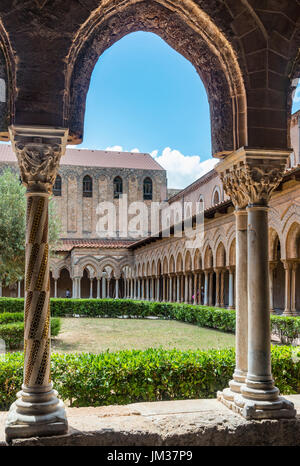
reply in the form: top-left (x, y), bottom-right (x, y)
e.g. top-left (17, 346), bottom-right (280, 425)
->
top-left (9, 125), bottom-right (69, 194)
top-left (216, 147), bottom-right (290, 207)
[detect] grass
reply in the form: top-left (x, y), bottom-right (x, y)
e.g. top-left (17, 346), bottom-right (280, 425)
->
top-left (51, 317), bottom-right (235, 353)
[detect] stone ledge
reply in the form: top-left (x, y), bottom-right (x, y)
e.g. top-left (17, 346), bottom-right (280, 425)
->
top-left (1, 396), bottom-right (300, 446)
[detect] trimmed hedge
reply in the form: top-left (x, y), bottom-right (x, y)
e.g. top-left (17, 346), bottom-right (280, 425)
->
top-left (0, 298), bottom-right (299, 344)
top-left (0, 316), bottom-right (61, 349)
top-left (0, 345), bottom-right (299, 411)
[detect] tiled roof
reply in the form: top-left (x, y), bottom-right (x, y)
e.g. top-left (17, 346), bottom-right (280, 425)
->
top-left (55, 238), bottom-right (136, 252)
top-left (0, 143), bottom-right (165, 171)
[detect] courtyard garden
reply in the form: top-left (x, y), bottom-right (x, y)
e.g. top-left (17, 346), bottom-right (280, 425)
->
top-left (0, 298), bottom-right (299, 411)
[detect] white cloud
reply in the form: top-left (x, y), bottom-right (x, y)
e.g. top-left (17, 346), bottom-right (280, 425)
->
top-left (105, 145), bottom-right (124, 152)
top-left (130, 148), bottom-right (140, 153)
top-left (151, 147), bottom-right (218, 189)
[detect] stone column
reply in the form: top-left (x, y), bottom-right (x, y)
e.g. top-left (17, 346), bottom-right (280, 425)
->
top-left (107, 278), bottom-right (110, 298)
top-left (291, 262), bottom-right (298, 315)
top-left (215, 269), bottom-right (220, 307)
top-left (176, 276), bottom-right (180, 302)
top-left (204, 271), bottom-right (209, 306)
top-left (184, 273), bottom-right (188, 303)
top-left (77, 277), bottom-right (81, 299)
top-left (156, 277), bottom-right (160, 301)
top-left (89, 279), bottom-right (93, 299)
top-left (283, 261), bottom-right (292, 316)
top-left (220, 270), bottom-right (225, 307)
top-left (18, 280), bottom-right (21, 298)
top-left (228, 268), bottom-right (234, 309)
top-left (54, 279), bottom-right (58, 299)
top-left (208, 271), bottom-right (213, 306)
top-left (269, 263), bottom-right (276, 314)
top-left (115, 278), bottom-right (119, 299)
top-left (217, 149), bottom-right (295, 420)
top-left (193, 273), bottom-right (197, 304)
top-left (96, 279), bottom-right (100, 299)
top-left (102, 277), bottom-right (106, 299)
top-left (151, 277), bottom-right (154, 301)
top-left (5, 126), bottom-right (68, 441)
top-left (162, 276), bottom-right (166, 301)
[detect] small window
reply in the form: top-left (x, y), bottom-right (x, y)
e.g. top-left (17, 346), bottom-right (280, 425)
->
top-left (212, 187), bottom-right (220, 206)
top-left (83, 175), bottom-right (93, 198)
top-left (53, 175), bottom-right (62, 196)
top-left (143, 177), bottom-right (152, 200)
top-left (113, 176), bottom-right (123, 199)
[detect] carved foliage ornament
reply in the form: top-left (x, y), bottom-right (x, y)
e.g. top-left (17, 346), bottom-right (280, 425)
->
top-left (221, 162), bottom-right (284, 207)
top-left (15, 142), bottom-right (62, 194)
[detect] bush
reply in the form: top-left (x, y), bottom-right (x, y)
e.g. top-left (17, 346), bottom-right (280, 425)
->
top-left (0, 312), bottom-right (24, 324)
top-left (0, 317), bottom-right (61, 349)
top-left (0, 346), bottom-right (299, 411)
top-left (0, 297), bottom-right (298, 344)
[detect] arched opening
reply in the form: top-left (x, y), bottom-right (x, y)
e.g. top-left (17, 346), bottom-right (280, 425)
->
top-left (143, 177), bottom-right (153, 201)
top-left (57, 268), bottom-right (72, 298)
top-left (272, 236), bottom-right (285, 312)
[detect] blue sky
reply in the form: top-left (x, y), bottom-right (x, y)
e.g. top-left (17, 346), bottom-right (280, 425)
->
top-left (79, 31), bottom-right (216, 188)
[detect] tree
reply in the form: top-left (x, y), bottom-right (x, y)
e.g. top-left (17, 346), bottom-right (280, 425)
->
top-left (0, 168), bottom-right (61, 287)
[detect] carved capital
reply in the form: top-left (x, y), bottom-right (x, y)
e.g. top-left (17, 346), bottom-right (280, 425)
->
top-left (216, 147), bottom-right (290, 207)
top-left (9, 125), bottom-right (69, 194)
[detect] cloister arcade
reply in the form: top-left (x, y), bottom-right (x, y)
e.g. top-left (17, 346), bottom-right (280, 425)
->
top-left (1, 0), bottom-right (300, 441)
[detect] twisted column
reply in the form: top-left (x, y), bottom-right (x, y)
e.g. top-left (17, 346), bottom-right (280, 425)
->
top-left (5, 125), bottom-right (68, 441)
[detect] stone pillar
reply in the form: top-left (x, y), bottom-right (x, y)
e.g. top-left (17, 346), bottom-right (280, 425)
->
top-left (176, 276), bottom-right (180, 302)
top-left (184, 274), bottom-right (188, 303)
top-left (204, 271), bottom-right (209, 306)
top-left (54, 279), bottom-right (58, 299)
top-left (115, 278), bottom-right (119, 299)
top-left (220, 270), bottom-right (225, 307)
top-left (283, 261), bottom-right (292, 316)
top-left (162, 276), bottom-right (166, 301)
top-left (107, 278), bottom-right (110, 298)
top-left (5, 125), bottom-right (68, 441)
top-left (96, 279), bottom-right (100, 299)
top-left (269, 263), bottom-right (276, 313)
top-left (156, 277), bottom-right (160, 301)
top-left (228, 268), bottom-right (234, 309)
top-left (291, 262), bottom-right (298, 315)
top-left (89, 279), bottom-right (93, 299)
top-left (217, 149), bottom-right (295, 420)
top-left (193, 273), bottom-right (197, 304)
top-left (18, 280), bottom-right (21, 298)
top-left (215, 269), bottom-right (220, 307)
top-left (208, 271), bottom-right (213, 306)
top-left (77, 277), bottom-right (81, 299)
top-left (168, 275), bottom-right (172, 302)
top-left (151, 277), bottom-right (154, 301)
top-left (102, 277), bottom-right (106, 299)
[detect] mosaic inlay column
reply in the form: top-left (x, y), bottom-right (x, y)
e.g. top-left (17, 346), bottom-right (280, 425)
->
top-left (217, 148), bottom-right (296, 420)
top-left (5, 125), bottom-right (69, 441)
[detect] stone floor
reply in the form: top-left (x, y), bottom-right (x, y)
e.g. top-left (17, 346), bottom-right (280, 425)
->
top-left (1, 395), bottom-right (300, 446)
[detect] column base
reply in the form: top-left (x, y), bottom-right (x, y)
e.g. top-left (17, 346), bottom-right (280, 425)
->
top-left (5, 386), bottom-right (68, 442)
top-left (233, 393), bottom-right (296, 420)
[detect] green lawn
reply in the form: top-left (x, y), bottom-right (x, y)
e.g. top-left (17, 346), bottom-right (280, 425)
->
top-left (51, 317), bottom-right (235, 353)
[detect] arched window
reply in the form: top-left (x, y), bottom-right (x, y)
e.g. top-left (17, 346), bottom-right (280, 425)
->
top-left (113, 176), bottom-right (123, 199)
top-left (143, 177), bottom-right (153, 200)
top-left (83, 175), bottom-right (93, 197)
top-left (212, 187), bottom-right (220, 206)
top-left (53, 174), bottom-right (62, 196)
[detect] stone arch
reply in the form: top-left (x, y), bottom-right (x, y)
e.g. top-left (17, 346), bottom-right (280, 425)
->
top-left (176, 251), bottom-right (183, 273)
top-left (163, 256), bottom-right (168, 274)
top-left (169, 255), bottom-right (175, 274)
top-left (204, 244), bottom-right (213, 269)
top-left (0, 20), bottom-right (15, 139)
top-left (193, 248), bottom-right (202, 271)
top-left (184, 250), bottom-right (192, 272)
top-left (76, 256), bottom-right (99, 277)
top-left (212, 185), bottom-right (221, 206)
top-left (215, 241), bottom-right (226, 268)
top-left (228, 237), bottom-right (236, 267)
top-left (286, 222), bottom-right (300, 260)
top-left (65, 0), bottom-right (247, 155)
top-left (269, 227), bottom-right (282, 262)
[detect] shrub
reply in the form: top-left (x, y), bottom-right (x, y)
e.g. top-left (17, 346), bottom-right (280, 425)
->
top-left (0, 317), bottom-right (61, 349)
top-left (0, 312), bottom-right (24, 324)
top-left (0, 346), bottom-right (299, 411)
